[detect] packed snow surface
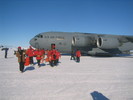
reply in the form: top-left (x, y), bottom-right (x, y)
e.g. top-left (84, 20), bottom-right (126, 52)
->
top-left (0, 49), bottom-right (133, 100)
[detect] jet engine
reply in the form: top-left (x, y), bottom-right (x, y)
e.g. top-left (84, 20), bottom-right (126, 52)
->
top-left (97, 37), bottom-right (120, 49)
top-left (72, 36), bottom-right (88, 47)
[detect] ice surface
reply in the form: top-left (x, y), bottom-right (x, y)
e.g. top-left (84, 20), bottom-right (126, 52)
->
top-left (0, 49), bottom-right (133, 100)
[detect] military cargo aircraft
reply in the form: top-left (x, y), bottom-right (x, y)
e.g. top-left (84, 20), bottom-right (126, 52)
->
top-left (30, 32), bottom-right (133, 56)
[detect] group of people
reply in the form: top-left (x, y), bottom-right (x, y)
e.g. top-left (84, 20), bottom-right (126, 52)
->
top-left (16, 44), bottom-right (81, 73)
top-left (16, 46), bottom-right (61, 73)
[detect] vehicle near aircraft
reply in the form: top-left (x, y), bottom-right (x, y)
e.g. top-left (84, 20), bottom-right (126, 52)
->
top-left (30, 32), bottom-right (133, 56)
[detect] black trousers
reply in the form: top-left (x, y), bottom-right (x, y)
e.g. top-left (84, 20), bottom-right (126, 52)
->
top-left (50, 60), bottom-right (57, 67)
top-left (5, 53), bottom-right (7, 58)
top-left (76, 57), bottom-right (80, 62)
top-left (37, 60), bottom-right (41, 66)
top-left (29, 57), bottom-right (34, 64)
top-left (70, 56), bottom-right (75, 60)
top-left (56, 59), bottom-right (59, 63)
top-left (19, 62), bottom-right (25, 72)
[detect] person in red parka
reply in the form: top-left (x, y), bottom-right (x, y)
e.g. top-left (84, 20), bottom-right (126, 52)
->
top-left (40, 48), bottom-right (45, 63)
top-left (56, 49), bottom-right (61, 64)
top-left (50, 49), bottom-right (58, 67)
top-left (34, 49), bottom-right (43, 67)
top-left (40, 48), bottom-right (45, 55)
top-left (26, 46), bottom-right (34, 65)
top-left (76, 49), bottom-right (81, 63)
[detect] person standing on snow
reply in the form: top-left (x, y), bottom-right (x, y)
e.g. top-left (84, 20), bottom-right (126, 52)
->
top-left (2, 48), bottom-right (9, 58)
top-left (16, 47), bottom-right (26, 73)
top-left (76, 49), bottom-right (81, 63)
top-left (45, 49), bottom-right (51, 65)
top-left (70, 50), bottom-right (75, 60)
top-left (50, 49), bottom-right (57, 67)
top-left (34, 49), bottom-right (43, 67)
top-left (26, 46), bottom-right (34, 65)
top-left (56, 49), bottom-right (61, 64)
top-left (40, 48), bottom-right (45, 63)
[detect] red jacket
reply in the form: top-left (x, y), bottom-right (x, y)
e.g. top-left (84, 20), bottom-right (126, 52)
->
top-left (40, 49), bottom-right (45, 55)
top-left (51, 49), bottom-right (57, 60)
top-left (26, 48), bottom-right (34, 57)
top-left (34, 50), bottom-right (43, 60)
top-left (47, 50), bottom-right (51, 58)
top-left (76, 50), bottom-right (81, 57)
top-left (56, 51), bottom-right (61, 59)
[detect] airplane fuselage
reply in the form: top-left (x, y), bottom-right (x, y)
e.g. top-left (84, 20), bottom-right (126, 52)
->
top-left (30, 32), bottom-right (133, 56)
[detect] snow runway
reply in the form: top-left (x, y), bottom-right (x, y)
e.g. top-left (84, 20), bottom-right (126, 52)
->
top-left (0, 50), bottom-right (133, 100)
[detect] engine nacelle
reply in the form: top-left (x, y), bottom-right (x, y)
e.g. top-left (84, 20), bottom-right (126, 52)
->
top-left (97, 37), bottom-right (120, 49)
top-left (72, 36), bottom-right (88, 47)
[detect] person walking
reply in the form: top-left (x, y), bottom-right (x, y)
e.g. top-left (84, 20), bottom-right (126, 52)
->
top-left (70, 50), bottom-right (75, 60)
top-left (2, 48), bottom-right (9, 58)
top-left (76, 49), bottom-right (81, 63)
top-left (16, 47), bottom-right (26, 73)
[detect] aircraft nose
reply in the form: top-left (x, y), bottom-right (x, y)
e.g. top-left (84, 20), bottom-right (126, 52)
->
top-left (29, 38), bottom-right (36, 47)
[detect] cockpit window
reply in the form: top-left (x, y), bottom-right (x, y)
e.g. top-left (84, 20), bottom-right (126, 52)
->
top-left (35, 34), bottom-right (43, 38)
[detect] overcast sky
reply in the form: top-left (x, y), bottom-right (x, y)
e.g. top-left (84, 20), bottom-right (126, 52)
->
top-left (0, 0), bottom-right (133, 47)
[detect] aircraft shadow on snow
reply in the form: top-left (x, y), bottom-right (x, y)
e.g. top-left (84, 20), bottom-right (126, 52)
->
top-left (91, 54), bottom-right (133, 58)
top-left (90, 91), bottom-right (110, 100)
top-left (115, 54), bottom-right (133, 58)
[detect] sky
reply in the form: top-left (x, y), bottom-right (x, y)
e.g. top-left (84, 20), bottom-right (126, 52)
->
top-left (0, 0), bottom-right (133, 47)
